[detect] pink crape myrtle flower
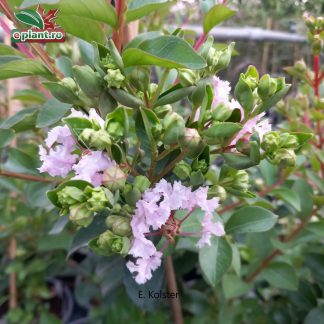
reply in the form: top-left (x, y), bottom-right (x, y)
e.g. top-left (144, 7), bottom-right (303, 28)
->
top-left (126, 180), bottom-right (225, 284)
top-left (39, 108), bottom-right (107, 181)
top-left (230, 112), bottom-right (272, 146)
top-left (72, 151), bottom-right (115, 187)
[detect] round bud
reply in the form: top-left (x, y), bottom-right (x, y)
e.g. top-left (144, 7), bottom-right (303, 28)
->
top-left (102, 165), bottom-right (127, 191)
top-left (104, 69), bottom-right (125, 88)
top-left (69, 203), bottom-right (93, 227)
top-left (106, 215), bottom-right (132, 236)
top-left (261, 131), bottom-right (280, 153)
top-left (208, 185), bottom-right (227, 202)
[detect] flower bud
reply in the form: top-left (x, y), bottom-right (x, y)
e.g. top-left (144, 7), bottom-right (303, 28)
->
top-left (106, 215), bottom-right (132, 236)
top-left (102, 165), bottom-right (127, 191)
top-left (232, 170), bottom-right (249, 191)
top-left (294, 60), bottom-right (307, 73)
top-left (97, 230), bottom-right (130, 256)
top-left (261, 131), bottom-right (280, 153)
top-left (211, 103), bottom-right (232, 121)
top-left (57, 186), bottom-right (84, 207)
top-left (73, 65), bottom-right (102, 97)
top-left (101, 53), bottom-right (117, 69)
top-left (133, 176), bottom-right (151, 193)
top-left (80, 128), bottom-right (112, 150)
top-left (60, 77), bottom-right (78, 92)
top-left (123, 184), bottom-right (142, 205)
top-left (129, 67), bottom-right (150, 92)
top-left (69, 202), bottom-right (93, 227)
top-left (180, 128), bottom-right (203, 158)
top-left (148, 83), bottom-right (158, 99)
top-left (178, 68), bottom-right (199, 86)
top-left (312, 35), bottom-right (323, 55)
top-left (85, 186), bottom-right (113, 211)
top-left (173, 161), bottom-right (191, 180)
top-left (279, 133), bottom-right (299, 149)
top-left (272, 149), bottom-right (296, 167)
top-left (104, 69), bottom-right (125, 88)
top-left (192, 159), bottom-right (208, 174)
top-left (162, 112), bottom-right (185, 145)
top-left (152, 123), bottom-right (163, 140)
top-left (208, 185), bottom-right (227, 202)
top-left (106, 121), bottom-right (124, 138)
top-left (155, 105), bottom-right (172, 118)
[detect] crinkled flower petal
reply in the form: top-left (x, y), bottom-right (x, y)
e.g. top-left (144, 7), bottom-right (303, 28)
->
top-left (72, 151), bottom-right (114, 186)
top-left (45, 125), bottom-right (75, 149)
top-left (129, 237), bottom-right (157, 259)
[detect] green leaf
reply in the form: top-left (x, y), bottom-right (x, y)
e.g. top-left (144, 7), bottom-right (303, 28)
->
top-left (272, 187), bottom-right (301, 211)
top-left (25, 182), bottom-right (53, 208)
top-left (203, 5), bottom-right (236, 33)
top-left (43, 82), bottom-right (81, 104)
top-left (306, 221), bottom-right (324, 237)
top-left (38, 230), bottom-right (73, 251)
top-left (222, 274), bottom-right (251, 298)
top-left (0, 107), bottom-right (39, 132)
top-left (261, 262), bottom-right (298, 291)
top-left (155, 85), bottom-right (195, 106)
top-left (0, 129), bottom-right (15, 148)
top-left (15, 9), bottom-right (44, 29)
top-left (124, 31), bottom-right (162, 50)
top-left (12, 89), bottom-right (46, 104)
top-left (234, 75), bottom-right (254, 112)
top-left (36, 99), bottom-right (71, 128)
top-left (305, 306), bottom-right (324, 324)
top-left (225, 206), bottom-right (277, 234)
top-left (63, 117), bottom-right (93, 139)
top-left (222, 153), bottom-right (257, 169)
top-left (0, 56), bottom-right (22, 65)
top-left (2, 148), bottom-right (39, 175)
top-left (127, 0), bottom-right (171, 22)
top-left (292, 179), bottom-right (313, 219)
top-left (0, 59), bottom-right (53, 80)
top-left (199, 237), bottom-right (232, 287)
top-left (0, 44), bottom-right (25, 57)
top-left (123, 36), bottom-right (206, 70)
top-left (20, 0), bottom-right (58, 7)
top-left (203, 122), bottom-right (241, 144)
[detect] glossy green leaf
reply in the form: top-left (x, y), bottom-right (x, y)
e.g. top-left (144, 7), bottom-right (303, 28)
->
top-left (123, 36), bottom-right (206, 70)
top-left (127, 0), bottom-right (171, 22)
top-left (0, 107), bottom-right (39, 132)
top-left (234, 75), bottom-right (254, 112)
top-left (43, 82), bottom-right (81, 104)
top-left (203, 5), bottom-right (236, 33)
top-left (222, 153), bottom-right (257, 169)
top-left (222, 274), bottom-right (251, 298)
top-left (36, 99), bottom-right (71, 128)
top-left (0, 129), bottom-right (15, 148)
top-left (199, 237), bottom-right (232, 287)
top-left (262, 262), bottom-right (298, 291)
top-left (272, 187), bottom-right (301, 211)
top-left (225, 206), bottom-right (277, 234)
top-left (63, 117), bottom-right (93, 140)
top-left (0, 59), bottom-right (53, 80)
top-left (203, 122), bottom-right (241, 143)
top-left (292, 179), bottom-right (313, 219)
top-left (12, 89), bottom-right (46, 104)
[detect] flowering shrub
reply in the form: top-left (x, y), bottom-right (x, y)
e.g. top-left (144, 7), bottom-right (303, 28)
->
top-left (0, 0), bottom-right (323, 322)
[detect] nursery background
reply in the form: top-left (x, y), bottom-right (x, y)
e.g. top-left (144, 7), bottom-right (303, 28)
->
top-left (0, 0), bottom-right (324, 323)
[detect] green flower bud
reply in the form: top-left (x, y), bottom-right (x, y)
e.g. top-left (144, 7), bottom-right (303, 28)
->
top-left (294, 60), bottom-right (307, 73)
top-left (162, 112), bottom-right (185, 145)
top-left (80, 128), bottom-right (112, 150)
top-left (57, 186), bottom-right (84, 208)
top-left (235, 138), bottom-right (251, 155)
top-left (104, 69), bottom-right (125, 88)
top-left (261, 131), bottom-right (280, 153)
top-left (180, 128), bottom-right (203, 158)
top-left (106, 120), bottom-right (124, 138)
top-left (102, 165), bottom-right (127, 191)
top-left (101, 53), bottom-right (117, 70)
top-left (152, 123), bottom-right (163, 140)
top-left (178, 68), bottom-right (199, 86)
top-left (279, 133), bottom-right (299, 149)
top-left (129, 67), bottom-right (150, 92)
top-left (148, 83), bottom-right (158, 99)
top-left (312, 35), bottom-right (323, 55)
top-left (173, 160), bottom-right (191, 180)
top-left (84, 186), bottom-right (113, 211)
top-left (97, 230), bottom-right (130, 256)
top-left (106, 215), bottom-right (132, 236)
top-left (232, 170), bottom-right (249, 191)
top-left (133, 176), bottom-right (151, 193)
top-left (69, 202), bottom-right (93, 227)
top-left (212, 103), bottom-right (232, 121)
top-left (123, 184), bottom-right (142, 205)
top-left (155, 105), bottom-right (172, 118)
top-left (208, 185), bottom-right (227, 202)
top-left (272, 149), bottom-right (296, 167)
top-left (192, 159), bottom-right (208, 174)
top-left (60, 77), bottom-right (78, 92)
top-left (72, 65), bottom-right (102, 97)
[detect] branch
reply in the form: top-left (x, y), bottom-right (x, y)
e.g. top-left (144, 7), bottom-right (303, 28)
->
top-left (165, 256), bottom-right (184, 324)
top-left (0, 170), bottom-right (60, 183)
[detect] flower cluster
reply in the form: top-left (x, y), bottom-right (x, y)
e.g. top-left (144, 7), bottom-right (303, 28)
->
top-left (127, 179), bottom-right (225, 284)
top-left (39, 108), bottom-right (115, 186)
